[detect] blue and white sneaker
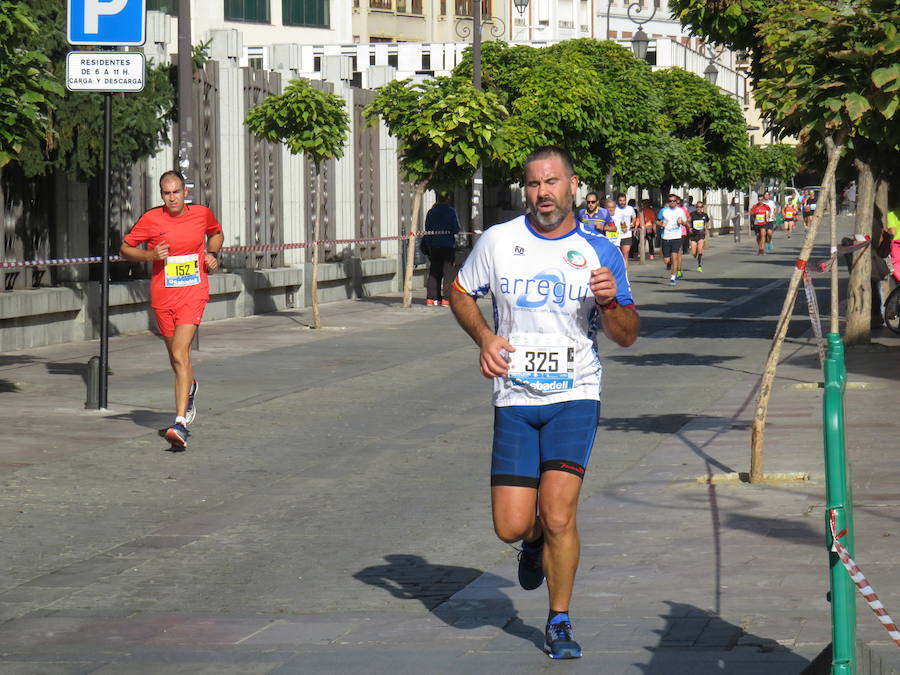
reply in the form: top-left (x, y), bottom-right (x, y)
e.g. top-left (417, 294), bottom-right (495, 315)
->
top-left (545, 617), bottom-right (582, 659)
top-left (165, 423), bottom-right (188, 449)
top-left (185, 379), bottom-right (198, 425)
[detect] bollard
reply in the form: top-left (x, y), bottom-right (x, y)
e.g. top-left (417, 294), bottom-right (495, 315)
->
top-left (823, 332), bottom-right (855, 674)
top-left (85, 355), bottom-right (100, 409)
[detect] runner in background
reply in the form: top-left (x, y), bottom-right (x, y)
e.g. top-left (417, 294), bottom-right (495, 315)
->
top-left (641, 199), bottom-right (657, 259)
top-left (120, 171), bottom-right (224, 450)
top-left (658, 194), bottom-right (687, 286)
top-left (577, 192), bottom-right (615, 237)
top-left (689, 201), bottom-right (710, 272)
top-left (782, 200), bottom-right (797, 239)
top-left (749, 194), bottom-right (773, 256)
top-left (612, 192), bottom-right (637, 267)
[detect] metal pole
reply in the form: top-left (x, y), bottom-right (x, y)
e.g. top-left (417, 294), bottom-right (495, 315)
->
top-left (823, 334), bottom-right (855, 674)
top-left (99, 91), bottom-right (112, 410)
top-left (471, 0), bottom-right (483, 233)
top-left (177, 0), bottom-right (193, 186)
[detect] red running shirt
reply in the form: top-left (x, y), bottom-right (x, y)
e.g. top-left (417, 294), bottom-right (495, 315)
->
top-left (750, 203), bottom-right (772, 225)
top-left (123, 204), bottom-right (222, 309)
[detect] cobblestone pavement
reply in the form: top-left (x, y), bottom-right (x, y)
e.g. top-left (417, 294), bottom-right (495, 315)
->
top-left (1, 223), bottom-right (898, 673)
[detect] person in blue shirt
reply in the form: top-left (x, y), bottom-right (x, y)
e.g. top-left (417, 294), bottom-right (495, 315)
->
top-left (421, 192), bottom-right (460, 306)
top-left (576, 192), bottom-right (615, 236)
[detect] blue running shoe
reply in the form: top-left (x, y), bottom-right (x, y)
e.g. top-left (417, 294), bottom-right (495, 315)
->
top-left (185, 379), bottom-right (199, 425)
top-left (517, 540), bottom-right (544, 590)
top-left (165, 423), bottom-right (188, 449)
top-left (545, 618), bottom-right (582, 659)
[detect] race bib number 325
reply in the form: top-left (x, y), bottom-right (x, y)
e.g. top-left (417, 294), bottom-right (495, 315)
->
top-left (164, 254), bottom-right (200, 288)
top-left (507, 333), bottom-right (575, 393)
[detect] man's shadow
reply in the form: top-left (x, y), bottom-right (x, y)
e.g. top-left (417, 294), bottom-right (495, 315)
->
top-left (354, 553), bottom-right (544, 651)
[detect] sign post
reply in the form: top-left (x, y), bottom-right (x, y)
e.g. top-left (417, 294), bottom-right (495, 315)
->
top-left (67, 0), bottom-right (146, 410)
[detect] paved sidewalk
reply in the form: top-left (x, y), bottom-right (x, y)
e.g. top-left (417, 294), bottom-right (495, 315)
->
top-left (1, 258), bottom-right (899, 672)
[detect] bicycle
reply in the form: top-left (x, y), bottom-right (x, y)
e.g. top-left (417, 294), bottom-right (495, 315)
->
top-left (884, 283), bottom-right (900, 334)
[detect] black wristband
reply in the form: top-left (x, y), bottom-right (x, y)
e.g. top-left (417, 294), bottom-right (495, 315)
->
top-left (208, 251), bottom-right (219, 259)
top-left (597, 299), bottom-right (619, 312)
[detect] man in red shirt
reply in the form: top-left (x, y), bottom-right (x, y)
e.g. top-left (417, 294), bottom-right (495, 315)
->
top-left (749, 195), bottom-right (773, 255)
top-left (120, 171), bottom-right (224, 449)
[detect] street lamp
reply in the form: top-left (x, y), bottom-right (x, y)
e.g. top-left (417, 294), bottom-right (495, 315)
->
top-left (456, 0), bottom-right (522, 231)
top-left (704, 61), bottom-right (719, 85)
top-left (631, 26), bottom-right (650, 60)
top-left (609, 1), bottom-right (657, 46)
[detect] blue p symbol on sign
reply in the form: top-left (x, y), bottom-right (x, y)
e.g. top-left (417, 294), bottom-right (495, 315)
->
top-left (68, 0), bottom-right (146, 46)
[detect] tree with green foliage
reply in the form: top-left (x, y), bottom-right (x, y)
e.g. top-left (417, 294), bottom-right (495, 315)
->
top-left (652, 68), bottom-right (754, 192)
top-left (0, 1), bottom-right (62, 168)
top-left (455, 39), bottom-right (664, 190)
top-left (246, 78), bottom-right (350, 329)
top-left (748, 143), bottom-right (801, 204)
top-left (12, 0), bottom-right (174, 180)
top-left (364, 76), bottom-right (508, 308)
top-left (754, 0), bottom-right (900, 343)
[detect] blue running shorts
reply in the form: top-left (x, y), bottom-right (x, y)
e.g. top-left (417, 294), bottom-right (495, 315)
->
top-left (491, 400), bottom-right (601, 488)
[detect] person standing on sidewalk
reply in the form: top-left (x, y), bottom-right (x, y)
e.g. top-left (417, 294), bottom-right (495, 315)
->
top-left (450, 146), bottom-right (639, 660)
top-left (119, 171), bottom-right (224, 449)
top-left (421, 192), bottom-right (460, 307)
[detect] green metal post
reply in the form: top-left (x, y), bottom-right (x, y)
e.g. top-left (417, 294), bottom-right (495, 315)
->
top-left (823, 332), bottom-right (855, 674)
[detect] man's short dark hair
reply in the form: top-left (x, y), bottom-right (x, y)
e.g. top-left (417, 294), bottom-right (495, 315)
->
top-left (159, 170), bottom-right (186, 189)
top-left (616, 192), bottom-right (627, 200)
top-left (524, 145), bottom-right (575, 179)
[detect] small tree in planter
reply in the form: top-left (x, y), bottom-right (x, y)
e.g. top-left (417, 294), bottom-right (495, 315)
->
top-left (246, 78), bottom-right (350, 329)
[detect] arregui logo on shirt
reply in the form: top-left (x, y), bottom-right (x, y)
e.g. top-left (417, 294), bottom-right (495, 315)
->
top-left (564, 250), bottom-right (587, 269)
top-left (497, 269), bottom-right (591, 309)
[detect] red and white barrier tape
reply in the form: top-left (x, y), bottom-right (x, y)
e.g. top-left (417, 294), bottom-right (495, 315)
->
top-left (815, 237), bottom-right (872, 273)
top-left (830, 510), bottom-right (900, 648)
top-left (0, 231), bottom-right (474, 270)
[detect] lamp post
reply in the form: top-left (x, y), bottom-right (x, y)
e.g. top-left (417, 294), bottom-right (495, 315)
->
top-left (609, 1), bottom-right (657, 45)
top-left (456, 0), bottom-right (518, 232)
top-left (704, 61), bottom-right (719, 85)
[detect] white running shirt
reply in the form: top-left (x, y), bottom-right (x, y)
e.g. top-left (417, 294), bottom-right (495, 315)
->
top-left (658, 206), bottom-right (686, 240)
top-left (454, 215), bottom-right (635, 407)
top-left (612, 205), bottom-right (636, 239)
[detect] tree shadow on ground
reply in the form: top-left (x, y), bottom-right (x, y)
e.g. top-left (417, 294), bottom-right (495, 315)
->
top-left (606, 353), bottom-right (742, 368)
top-left (354, 553), bottom-right (544, 652)
top-left (637, 601), bottom-right (813, 674)
top-left (104, 409), bottom-right (172, 430)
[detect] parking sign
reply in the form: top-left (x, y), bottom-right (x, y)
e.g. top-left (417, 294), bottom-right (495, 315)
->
top-left (68, 0), bottom-right (146, 46)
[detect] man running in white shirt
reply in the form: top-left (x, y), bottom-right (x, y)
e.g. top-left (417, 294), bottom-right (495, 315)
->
top-left (450, 146), bottom-right (639, 659)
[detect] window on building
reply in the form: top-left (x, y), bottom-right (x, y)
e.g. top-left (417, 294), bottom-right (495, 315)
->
top-left (283, 0), bottom-right (330, 26)
top-left (455, 0), bottom-right (490, 17)
top-left (147, 0), bottom-right (176, 13)
top-left (225, 0), bottom-right (270, 22)
top-left (370, 0), bottom-right (392, 9)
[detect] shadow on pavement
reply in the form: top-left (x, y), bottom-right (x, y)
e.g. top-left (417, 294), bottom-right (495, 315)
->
top-left (354, 554), bottom-right (544, 652)
top-left (105, 408), bottom-right (173, 430)
top-left (607, 352), bottom-right (742, 368)
top-left (637, 601), bottom-right (811, 673)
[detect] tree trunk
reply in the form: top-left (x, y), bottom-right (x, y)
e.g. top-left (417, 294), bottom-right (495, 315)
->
top-left (749, 132), bottom-right (846, 483)
top-left (402, 182), bottom-right (425, 309)
top-left (844, 157), bottom-right (876, 344)
top-left (311, 170), bottom-right (322, 329)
